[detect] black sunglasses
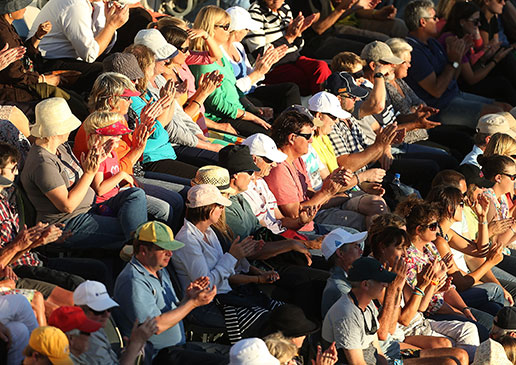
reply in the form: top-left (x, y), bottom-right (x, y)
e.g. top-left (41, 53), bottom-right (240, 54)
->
top-left (88, 307), bottom-right (113, 316)
top-left (468, 18), bottom-right (481, 26)
top-left (261, 156), bottom-right (274, 164)
top-left (503, 173), bottom-right (516, 181)
top-left (178, 45), bottom-right (189, 53)
top-left (215, 23), bottom-right (230, 31)
top-left (80, 331), bottom-right (91, 336)
top-left (296, 132), bottom-right (313, 140)
top-left (422, 221), bottom-right (439, 231)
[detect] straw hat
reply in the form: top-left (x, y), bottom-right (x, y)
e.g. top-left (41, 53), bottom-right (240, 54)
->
top-left (31, 98), bottom-right (81, 138)
top-left (191, 165), bottom-right (236, 194)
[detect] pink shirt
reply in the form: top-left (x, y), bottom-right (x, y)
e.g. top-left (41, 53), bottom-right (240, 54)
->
top-left (183, 51), bottom-right (212, 135)
top-left (264, 158), bottom-right (314, 232)
top-left (96, 151), bottom-right (120, 203)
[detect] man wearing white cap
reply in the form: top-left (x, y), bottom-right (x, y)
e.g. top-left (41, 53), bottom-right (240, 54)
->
top-left (320, 228), bottom-right (367, 317)
top-left (461, 113), bottom-right (516, 168)
top-left (242, 133), bottom-right (311, 235)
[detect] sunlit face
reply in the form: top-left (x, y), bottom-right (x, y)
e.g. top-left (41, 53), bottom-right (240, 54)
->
top-left (382, 243), bottom-right (407, 268)
top-left (143, 245), bottom-right (173, 271)
top-left (291, 125), bottom-right (314, 156)
top-left (367, 280), bottom-right (389, 300)
top-left (394, 51), bottom-right (411, 79)
top-left (290, 335), bottom-right (306, 349)
top-left (487, 0), bottom-right (505, 15)
top-left (213, 19), bottom-right (231, 44)
top-left (115, 96), bottom-right (132, 115)
top-left (232, 171), bottom-right (253, 193)
top-left (417, 217), bottom-right (439, 242)
top-left (422, 8), bottom-right (439, 37)
top-left (10, 8), bottom-right (26, 20)
top-left (232, 29), bottom-right (248, 42)
top-left (338, 93), bottom-right (358, 112)
top-left (319, 113), bottom-right (338, 135)
top-left (154, 60), bottom-right (168, 76)
top-left (453, 199), bottom-right (464, 222)
top-left (254, 156), bottom-right (277, 178)
top-left (340, 242), bottom-right (363, 267)
top-left (83, 306), bottom-right (111, 328)
top-left (497, 164), bottom-right (516, 194)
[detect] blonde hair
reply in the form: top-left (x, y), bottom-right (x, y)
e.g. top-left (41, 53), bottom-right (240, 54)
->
top-left (386, 38), bottom-right (413, 58)
top-left (264, 332), bottom-right (298, 365)
top-left (83, 111), bottom-right (125, 149)
top-left (483, 133), bottom-right (516, 157)
top-left (499, 335), bottom-right (516, 364)
top-left (192, 6), bottom-right (230, 51)
top-left (330, 52), bottom-right (364, 73)
top-left (123, 44), bottom-right (155, 93)
top-left (89, 72), bottom-right (136, 112)
top-left (436, 0), bottom-right (459, 19)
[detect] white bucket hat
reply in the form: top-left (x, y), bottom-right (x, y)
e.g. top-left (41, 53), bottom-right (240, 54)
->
top-left (226, 6), bottom-right (262, 32)
top-left (31, 97), bottom-right (81, 138)
top-left (229, 338), bottom-right (279, 365)
top-left (134, 29), bottom-right (178, 61)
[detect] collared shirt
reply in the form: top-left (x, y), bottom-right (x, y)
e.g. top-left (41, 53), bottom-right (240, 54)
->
top-left (321, 266), bottom-right (351, 318)
top-left (174, 219), bottom-right (249, 294)
top-left (328, 118), bottom-right (368, 171)
top-left (27, 0), bottom-right (106, 62)
top-left (241, 179), bottom-right (286, 235)
top-left (225, 194), bottom-right (264, 239)
top-left (460, 145), bottom-right (483, 168)
top-left (113, 257), bottom-right (185, 355)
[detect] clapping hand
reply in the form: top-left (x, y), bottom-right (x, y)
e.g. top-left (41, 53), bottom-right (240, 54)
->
top-left (312, 342), bottom-right (338, 365)
top-left (186, 276), bottom-right (217, 307)
top-left (35, 21), bottom-right (52, 40)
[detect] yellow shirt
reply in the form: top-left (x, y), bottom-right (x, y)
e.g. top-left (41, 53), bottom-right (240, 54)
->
top-left (312, 135), bottom-right (339, 173)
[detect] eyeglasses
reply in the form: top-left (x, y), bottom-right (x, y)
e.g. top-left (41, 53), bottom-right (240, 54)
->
top-left (80, 331), bottom-right (91, 336)
top-left (503, 173), bottom-right (516, 181)
top-left (215, 24), bottom-right (230, 31)
top-left (178, 45), bottom-right (189, 53)
top-left (295, 132), bottom-right (313, 140)
top-left (88, 307), bottom-right (112, 316)
top-left (339, 93), bottom-right (359, 101)
top-left (467, 18), bottom-right (481, 26)
top-left (351, 69), bottom-right (364, 79)
top-left (459, 200), bottom-right (465, 208)
top-left (423, 15), bottom-right (439, 21)
top-left (240, 171), bottom-right (255, 176)
top-left (422, 221), bottom-right (439, 231)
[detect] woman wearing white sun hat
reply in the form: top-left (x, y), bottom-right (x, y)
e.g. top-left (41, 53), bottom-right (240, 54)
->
top-left (20, 97), bottom-right (147, 250)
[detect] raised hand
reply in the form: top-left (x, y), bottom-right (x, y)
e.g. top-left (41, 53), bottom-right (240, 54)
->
top-left (474, 193), bottom-right (490, 219)
top-left (291, 241), bottom-right (312, 266)
top-left (0, 44), bottom-right (25, 71)
top-left (129, 317), bottom-right (158, 347)
top-left (186, 276), bottom-right (216, 307)
top-left (299, 204), bottom-right (320, 225)
top-left (81, 140), bottom-right (103, 174)
top-left (416, 262), bottom-right (436, 289)
top-left (361, 168), bottom-right (386, 183)
top-left (187, 28), bottom-right (209, 41)
top-left (488, 218), bottom-right (514, 237)
top-left (312, 342), bottom-right (338, 365)
top-left (375, 123), bottom-right (398, 148)
top-left (104, 1), bottom-right (129, 30)
top-left (35, 21), bottom-right (52, 40)
top-left (198, 70), bottom-right (222, 97)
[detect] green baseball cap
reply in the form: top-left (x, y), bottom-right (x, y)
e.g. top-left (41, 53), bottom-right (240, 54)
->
top-left (134, 221), bottom-right (185, 251)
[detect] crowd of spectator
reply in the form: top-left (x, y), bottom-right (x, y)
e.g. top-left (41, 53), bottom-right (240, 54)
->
top-left (5, 0), bottom-right (516, 363)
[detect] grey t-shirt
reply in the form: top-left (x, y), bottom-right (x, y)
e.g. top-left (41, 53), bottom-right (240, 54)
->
top-left (21, 143), bottom-right (95, 224)
top-left (322, 293), bottom-right (380, 364)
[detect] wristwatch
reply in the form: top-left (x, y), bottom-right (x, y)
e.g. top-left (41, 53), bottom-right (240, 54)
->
top-left (450, 61), bottom-right (459, 69)
top-left (374, 72), bottom-right (385, 79)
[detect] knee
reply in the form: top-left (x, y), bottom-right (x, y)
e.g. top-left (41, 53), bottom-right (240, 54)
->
top-left (431, 337), bottom-right (452, 348)
top-left (451, 348), bottom-right (469, 365)
top-left (32, 292), bottom-right (45, 309)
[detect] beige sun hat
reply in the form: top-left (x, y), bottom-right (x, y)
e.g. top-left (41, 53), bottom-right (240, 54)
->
top-left (191, 165), bottom-right (236, 194)
top-left (31, 98), bottom-right (82, 138)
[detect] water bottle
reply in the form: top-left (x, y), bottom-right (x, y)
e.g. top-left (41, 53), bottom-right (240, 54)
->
top-left (392, 173), bottom-right (401, 187)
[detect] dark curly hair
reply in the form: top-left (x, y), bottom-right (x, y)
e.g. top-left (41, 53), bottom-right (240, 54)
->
top-left (395, 195), bottom-right (440, 236)
top-left (271, 110), bottom-right (314, 149)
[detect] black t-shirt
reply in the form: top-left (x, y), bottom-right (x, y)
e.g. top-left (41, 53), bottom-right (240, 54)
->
top-left (479, 12), bottom-right (499, 40)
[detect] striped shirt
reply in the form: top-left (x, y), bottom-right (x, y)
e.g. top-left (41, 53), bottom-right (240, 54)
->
top-left (244, 0), bottom-right (303, 65)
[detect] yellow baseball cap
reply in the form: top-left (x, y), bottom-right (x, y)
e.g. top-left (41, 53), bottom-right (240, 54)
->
top-left (134, 221), bottom-right (185, 251)
top-left (27, 326), bottom-right (73, 365)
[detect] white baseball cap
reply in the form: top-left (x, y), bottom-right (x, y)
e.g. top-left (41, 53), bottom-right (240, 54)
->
top-left (321, 228), bottom-right (368, 260)
top-left (308, 91), bottom-right (351, 120)
top-left (134, 29), bottom-right (178, 61)
top-left (226, 6), bottom-right (262, 32)
top-left (73, 281), bottom-right (119, 311)
top-left (229, 338), bottom-right (280, 365)
top-left (242, 133), bottom-right (287, 163)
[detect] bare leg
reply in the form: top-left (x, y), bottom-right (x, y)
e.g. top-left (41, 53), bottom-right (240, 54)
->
top-left (45, 286), bottom-right (74, 309)
top-left (31, 291), bottom-right (47, 326)
top-left (404, 335), bottom-right (452, 349)
top-left (8, 106), bottom-right (30, 137)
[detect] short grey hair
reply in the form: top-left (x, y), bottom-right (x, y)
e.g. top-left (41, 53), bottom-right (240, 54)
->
top-left (404, 0), bottom-right (434, 31)
top-left (386, 38), bottom-right (413, 58)
top-left (89, 72), bottom-right (136, 112)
